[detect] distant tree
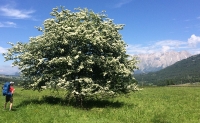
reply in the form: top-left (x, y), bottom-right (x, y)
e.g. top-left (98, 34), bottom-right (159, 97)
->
top-left (166, 79), bottom-right (175, 85)
top-left (3, 7), bottom-right (138, 106)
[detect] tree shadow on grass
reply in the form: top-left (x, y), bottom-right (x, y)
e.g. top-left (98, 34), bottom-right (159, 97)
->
top-left (82, 99), bottom-right (124, 109)
top-left (15, 95), bottom-right (124, 110)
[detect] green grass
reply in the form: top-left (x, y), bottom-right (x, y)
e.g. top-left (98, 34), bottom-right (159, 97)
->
top-left (1, 87), bottom-right (200, 123)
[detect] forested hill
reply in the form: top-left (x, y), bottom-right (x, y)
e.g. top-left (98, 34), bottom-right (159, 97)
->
top-left (134, 53), bottom-right (200, 86)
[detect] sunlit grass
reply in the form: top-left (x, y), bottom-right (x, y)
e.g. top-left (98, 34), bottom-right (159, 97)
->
top-left (1, 87), bottom-right (200, 123)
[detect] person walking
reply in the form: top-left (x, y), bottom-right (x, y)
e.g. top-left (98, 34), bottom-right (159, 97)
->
top-left (4, 82), bottom-right (15, 111)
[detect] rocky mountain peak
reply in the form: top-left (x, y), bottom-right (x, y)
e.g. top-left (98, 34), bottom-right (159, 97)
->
top-left (134, 50), bottom-right (192, 74)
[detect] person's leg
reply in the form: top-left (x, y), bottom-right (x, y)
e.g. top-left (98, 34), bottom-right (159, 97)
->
top-left (4, 102), bottom-right (7, 109)
top-left (9, 97), bottom-right (13, 111)
top-left (4, 96), bottom-right (9, 109)
top-left (9, 103), bottom-right (13, 111)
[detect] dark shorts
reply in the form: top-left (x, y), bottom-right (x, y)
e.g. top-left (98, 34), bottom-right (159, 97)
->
top-left (6, 95), bottom-right (13, 103)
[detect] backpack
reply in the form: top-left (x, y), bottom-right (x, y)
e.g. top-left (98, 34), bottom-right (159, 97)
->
top-left (2, 82), bottom-right (12, 96)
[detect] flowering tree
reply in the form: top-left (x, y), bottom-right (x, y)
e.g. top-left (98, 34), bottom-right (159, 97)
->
top-left (3, 7), bottom-right (138, 105)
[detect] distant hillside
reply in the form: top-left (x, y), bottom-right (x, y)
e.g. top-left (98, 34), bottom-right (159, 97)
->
top-left (0, 75), bottom-right (22, 86)
top-left (134, 53), bottom-right (200, 86)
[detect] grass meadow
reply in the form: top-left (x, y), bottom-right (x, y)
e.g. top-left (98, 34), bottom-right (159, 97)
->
top-left (1, 86), bottom-right (200, 123)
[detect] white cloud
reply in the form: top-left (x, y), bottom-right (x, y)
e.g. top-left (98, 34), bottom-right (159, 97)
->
top-left (154, 40), bottom-right (186, 47)
top-left (127, 40), bottom-right (186, 55)
top-left (0, 65), bottom-right (19, 75)
top-left (126, 35), bottom-right (200, 55)
top-left (188, 34), bottom-right (200, 47)
top-left (126, 44), bottom-right (160, 55)
top-left (113, 0), bottom-right (132, 8)
top-left (0, 46), bottom-right (19, 75)
top-left (0, 4), bottom-right (35, 19)
top-left (154, 40), bottom-right (187, 52)
top-left (0, 46), bottom-right (7, 53)
top-left (0, 21), bottom-right (16, 27)
top-left (162, 46), bottom-right (170, 52)
top-left (189, 48), bottom-right (200, 55)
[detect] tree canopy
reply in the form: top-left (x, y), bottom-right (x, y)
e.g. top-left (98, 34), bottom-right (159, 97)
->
top-left (3, 7), bottom-right (138, 102)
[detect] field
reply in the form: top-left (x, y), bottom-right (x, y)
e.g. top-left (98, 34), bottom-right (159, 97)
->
top-left (1, 87), bottom-right (200, 123)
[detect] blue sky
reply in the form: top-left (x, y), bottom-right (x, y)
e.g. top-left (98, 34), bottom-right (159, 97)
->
top-left (0, 0), bottom-right (200, 75)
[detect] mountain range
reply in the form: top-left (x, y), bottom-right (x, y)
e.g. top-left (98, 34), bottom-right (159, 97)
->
top-left (134, 53), bottom-right (200, 86)
top-left (134, 50), bottom-right (192, 74)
